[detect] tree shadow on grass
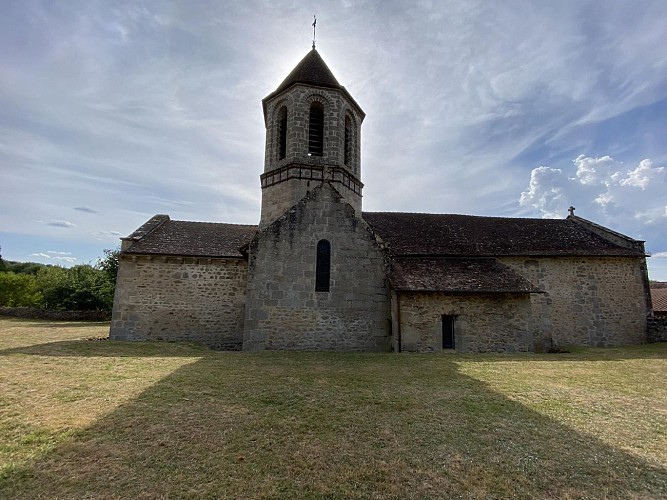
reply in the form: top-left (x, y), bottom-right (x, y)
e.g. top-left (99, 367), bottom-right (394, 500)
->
top-left (2, 339), bottom-right (665, 361)
top-left (1, 354), bottom-right (665, 499)
top-left (0, 340), bottom-right (212, 358)
top-left (454, 342), bottom-right (667, 363)
top-left (0, 319), bottom-right (110, 329)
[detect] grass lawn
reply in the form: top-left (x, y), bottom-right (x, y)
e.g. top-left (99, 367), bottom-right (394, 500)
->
top-left (0, 318), bottom-right (666, 499)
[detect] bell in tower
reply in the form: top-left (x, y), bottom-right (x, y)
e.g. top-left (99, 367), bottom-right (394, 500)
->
top-left (259, 48), bottom-right (365, 227)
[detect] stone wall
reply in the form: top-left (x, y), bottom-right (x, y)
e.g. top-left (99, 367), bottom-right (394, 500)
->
top-left (260, 170), bottom-right (362, 228)
top-left (501, 256), bottom-right (649, 347)
top-left (244, 183), bottom-right (390, 351)
top-left (0, 307), bottom-right (110, 322)
top-left (109, 256), bottom-right (247, 350)
top-left (261, 177), bottom-right (315, 227)
top-left (393, 291), bottom-right (535, 353)
top-left (648, 315), bottom-right (667, 343)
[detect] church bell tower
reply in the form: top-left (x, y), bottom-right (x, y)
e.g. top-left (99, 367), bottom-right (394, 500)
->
top-left (259, 48), bottom-right (365, 227)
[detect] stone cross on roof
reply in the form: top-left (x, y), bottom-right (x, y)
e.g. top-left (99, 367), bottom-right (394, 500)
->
top-left (568, 206), bottom-right (576, 217)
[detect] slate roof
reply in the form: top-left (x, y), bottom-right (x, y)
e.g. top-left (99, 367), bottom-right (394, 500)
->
top-left (651, 288), bottom-right (667, 313)
top-left (362, 212), bottom-right (644, 257)
top-left (121, 211), bottom-right (644, 294)
top-left (390, 257), bottom-right (543, 293)
top-left (273, 49), bottom-right (341, 96)
top-left (124, 216), bottom-right (256, 258)
top-left (262, 49), bottom-right (365, 121)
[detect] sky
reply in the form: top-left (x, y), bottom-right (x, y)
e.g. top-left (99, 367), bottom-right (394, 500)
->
top-left (1, 0), bottom-right (666, 280)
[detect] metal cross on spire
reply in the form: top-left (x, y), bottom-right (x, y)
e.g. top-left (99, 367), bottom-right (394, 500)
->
top-left (312, 14), bottom-right (317, 49)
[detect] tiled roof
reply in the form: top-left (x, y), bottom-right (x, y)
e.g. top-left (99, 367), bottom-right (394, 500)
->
top-left (125, 216), bottom-right (256, 258)
top-left (651, 288), bottom-right (667, 313)
top-left (363, 212), bottom-right (644, 257)
top-left (390, 257), bottom-right (543, 293)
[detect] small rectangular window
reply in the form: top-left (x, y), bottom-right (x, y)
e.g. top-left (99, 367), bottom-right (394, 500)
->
top-left (442, 315), bottom-right (455, 349)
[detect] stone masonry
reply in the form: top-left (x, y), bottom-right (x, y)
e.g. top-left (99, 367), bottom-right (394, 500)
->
top-left (501, 256), bottom-right (648, 347)
top-left (244, 183), bottom-right (390, 351)
top-left (110, 256), bottom-right (247, 350)
top-left (260, 79), bottom-right (364, 228)
top-left (392, 291), bottom-right (535, 353)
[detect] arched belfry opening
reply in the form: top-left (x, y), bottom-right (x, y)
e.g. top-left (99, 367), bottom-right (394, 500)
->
top-left (344, 114), bottom-right (353, 168)
top-left (308, 102), bottom-right (324, 156)
top-left (259, 48), bottom-right (366, 227)
top-left (277, 106), bottom-right (287, 160)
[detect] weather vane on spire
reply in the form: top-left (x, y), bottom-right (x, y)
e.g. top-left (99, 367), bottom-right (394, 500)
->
top-left (312, 14), bottom-right (317, 49)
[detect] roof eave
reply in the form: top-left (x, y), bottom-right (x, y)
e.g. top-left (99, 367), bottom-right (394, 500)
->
top-left (391, 251), bottom-right (646, 258)
top-left (121, 251), bottom-right (247, 260)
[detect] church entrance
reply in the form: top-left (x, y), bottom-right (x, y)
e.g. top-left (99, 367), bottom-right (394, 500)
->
top-left (442, 315), bottom-right (456, 349)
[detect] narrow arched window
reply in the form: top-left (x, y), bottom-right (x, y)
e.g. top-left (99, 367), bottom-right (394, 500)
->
top-left (344, 115), bottom-right (352, 165)
top-left (315, 239), bottom-right (331, 292)
top-left (308, 102), bottom-right (324, 156)
top-left (277, 106), bottom-right (287, 160)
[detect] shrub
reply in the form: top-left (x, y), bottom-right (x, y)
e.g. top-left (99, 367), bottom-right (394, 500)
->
top-left (0, 272), bottom-right (43, 307)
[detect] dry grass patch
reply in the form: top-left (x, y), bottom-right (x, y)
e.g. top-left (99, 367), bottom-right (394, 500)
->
top-left (0, 317), bottom-right (666, 499)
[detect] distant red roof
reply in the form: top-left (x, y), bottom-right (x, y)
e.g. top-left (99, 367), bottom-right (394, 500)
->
top-left (651, 288), bottom-right (667, 313)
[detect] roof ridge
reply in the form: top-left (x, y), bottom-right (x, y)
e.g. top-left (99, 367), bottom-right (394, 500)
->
top-left (169, 219), bottom-right (258, 228)
top-left (363, 211), bottom-right (552, 220)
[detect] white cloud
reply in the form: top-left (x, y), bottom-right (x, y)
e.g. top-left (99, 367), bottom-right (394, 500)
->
top-left (46, 220), bottom-right (76, 228)
top-left (520, 155), bottom-right (667, 250)
top-left (29, 252), bottom-right (51, 259)
top-left (574, 155), bottom-right (617, 186)
top-left (28, 250), bottom-right (78, 265)
top-left (52, 256), bottom-right (77, 263)
top-left (96, 230), bottom-right (123, 237)
top-left (519, 166), bottom-right (570, 219)
top-left (619, 159), bottom-right (665, 190)
top-left (74, 206), bottom-right (98, 214)
top-left (652, 252), bottom-right (667, 259)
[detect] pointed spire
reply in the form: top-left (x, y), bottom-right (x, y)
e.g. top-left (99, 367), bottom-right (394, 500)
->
top-left (270, 49), bottom-right (341, 97)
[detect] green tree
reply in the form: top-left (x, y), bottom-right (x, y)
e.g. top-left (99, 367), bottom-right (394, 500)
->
top-left (0, 245), bottom-right (5, 272)
top-left (36, 265), bottom-right (114, 311)
top-left (67, 265), bottom-right (115, 310)
top-left (35, 266), bottom-right (69, 309)
top-left (97, 247), bottom-right (120, 286)
top-left (5, 261), bottom-right (48, 275)
top-left (0, 272), bottom-right (43, 307)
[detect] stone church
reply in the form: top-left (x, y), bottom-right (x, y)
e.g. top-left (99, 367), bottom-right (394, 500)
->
top-left (109, 48), bottom-right (653, 352)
